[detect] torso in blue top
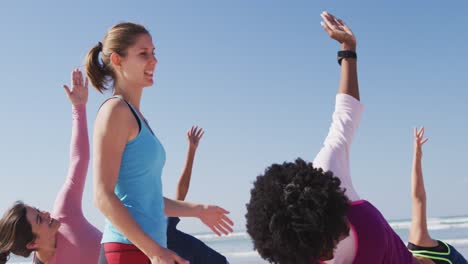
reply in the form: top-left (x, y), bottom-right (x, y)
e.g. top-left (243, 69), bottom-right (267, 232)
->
top-left (101, 97), bottom-right (167, 247)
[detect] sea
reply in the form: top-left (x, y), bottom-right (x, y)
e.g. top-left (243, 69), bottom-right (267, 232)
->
top-left (9, 215), bottom-right (468, 263)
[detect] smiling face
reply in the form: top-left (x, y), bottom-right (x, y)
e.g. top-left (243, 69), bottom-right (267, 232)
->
top-left (115, 33), bottom-right (158, 89)
top-left (24, 205), bottom-right (60, 250)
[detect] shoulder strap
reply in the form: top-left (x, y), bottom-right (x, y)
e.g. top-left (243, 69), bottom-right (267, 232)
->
top-left (98, 96), bottom-right (141, 132)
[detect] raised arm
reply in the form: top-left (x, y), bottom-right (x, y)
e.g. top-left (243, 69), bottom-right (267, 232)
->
top-left (408, 127), bottom-right (437, 247)
top-left (321, 12), bottom-right (359, 100)
top-left (313, 12), bottom-right (363, 202)
top-left (52, 69), bottom-right (89, 217)
top-left (175, 126), bottom-right (204, 201)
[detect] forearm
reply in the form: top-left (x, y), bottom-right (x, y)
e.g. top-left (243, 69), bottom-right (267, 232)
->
top-left (164, 197), bottom-right (202, 218)
top-left (410, 151), bottom-right (430, 241)
top-left (70, 104), bottom-right (90, 169)
top-left (96, 191), bottom-right (164, 258)
top-left (338, 44), bottom-right (359, 101)
top-left (176, 147), bottom-right (196, 201)
top-left (53, 105), bottom-right (89, 215)
top-left (411, 154), bottom-right (427, 200)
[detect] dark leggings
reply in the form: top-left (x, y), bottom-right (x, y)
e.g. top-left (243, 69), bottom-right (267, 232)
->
top-left (98, 243), bottom-right (150, 264)
top-left (167, 217), bottom-right (228, 264)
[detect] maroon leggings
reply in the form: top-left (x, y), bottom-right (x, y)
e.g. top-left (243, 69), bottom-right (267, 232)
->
top-left (99, 243), bottom-right (150, 264)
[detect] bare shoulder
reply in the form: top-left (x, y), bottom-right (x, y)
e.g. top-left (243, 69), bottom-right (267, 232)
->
top-left (94, 98), bottom-right (134, 135)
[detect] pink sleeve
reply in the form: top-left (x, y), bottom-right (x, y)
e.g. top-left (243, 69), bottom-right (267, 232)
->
top-left (52, 104), bottom-right (89, 218)
top-left (313, 94), bottom-right (364, 202)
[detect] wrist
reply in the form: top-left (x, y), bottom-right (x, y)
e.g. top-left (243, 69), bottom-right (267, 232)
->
top-left (72, 103), bottom-right (86, 110)
top-left (188, 146), bottom-right (197, 153)
top-left (147, 243), bottom-right (165, 260)
top-left (341, 43), bottom-right (356, 52)
top-left (195, 204), bottom-right (204, 218)
top-left (337, 50), bottom-right (357, 65)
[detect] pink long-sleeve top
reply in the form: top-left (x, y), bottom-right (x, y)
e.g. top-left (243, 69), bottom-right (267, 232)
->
top-left (34, 105), bottom-right (102, 264)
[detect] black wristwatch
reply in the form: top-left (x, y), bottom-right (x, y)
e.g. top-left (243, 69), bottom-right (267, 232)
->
top-left (337, 50), bottom-right (357, 65)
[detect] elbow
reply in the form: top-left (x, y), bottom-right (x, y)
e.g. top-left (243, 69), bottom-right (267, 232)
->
top-left (94, 187), bottom-right (110, 212)
top-left (93, 192), bottom-right (103, 211)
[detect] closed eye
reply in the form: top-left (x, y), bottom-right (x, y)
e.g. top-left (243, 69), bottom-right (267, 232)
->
top-left (35, 208), bottom-right (42, 224)
top-left (141, 51), bottom-right (155, 56)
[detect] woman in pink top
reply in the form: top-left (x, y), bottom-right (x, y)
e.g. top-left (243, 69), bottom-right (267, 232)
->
top-left (0, 69), bottom-right (102, 264)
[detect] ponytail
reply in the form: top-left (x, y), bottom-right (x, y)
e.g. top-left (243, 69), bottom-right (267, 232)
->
top-left (84, 42), bottom-right (114, 93)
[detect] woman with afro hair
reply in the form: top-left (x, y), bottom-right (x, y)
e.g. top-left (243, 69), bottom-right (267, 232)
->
top-left (246, 12), bottom-right (437, 264)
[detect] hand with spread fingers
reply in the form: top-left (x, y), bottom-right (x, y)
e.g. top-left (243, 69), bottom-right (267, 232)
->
top-left (187, 125), bottom-right (204, 150)
top-left (63, 68), bottom-right (89, 106)
top-left (199, 205), bottom-right (234, 236)
top-left (414, 127), bottom-right (429, 160)
top-left (320, 11), bottom-right (356, 51)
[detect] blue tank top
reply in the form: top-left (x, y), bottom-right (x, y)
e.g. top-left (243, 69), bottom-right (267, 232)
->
top-left (101, 97), bottom-right (167, 247)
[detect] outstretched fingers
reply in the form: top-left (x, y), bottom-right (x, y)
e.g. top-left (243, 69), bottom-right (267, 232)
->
top-left (414, 127), bottom-right (429, 145)
top-left (208, 224), bottom-right (222, 236)
top-left (195, 128), bottom-right (204, 139)
top-left (321, 12), bottom-right (337, 32)
top-left (63, 85), bottom-right (71, 97)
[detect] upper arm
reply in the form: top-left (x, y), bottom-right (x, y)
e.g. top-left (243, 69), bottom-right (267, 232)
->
top-left (313, 94), bottom-right (364, 201)
top-left (325, 229), bottom-right (357, 264)
top-left (321, 94), bottom-right (363, 150)
top-left (93, 100), bottom-right (135, 200)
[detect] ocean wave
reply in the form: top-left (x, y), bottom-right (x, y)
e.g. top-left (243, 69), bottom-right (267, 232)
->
top-left (389, 216), bottom-right (468, 230)
top-left (195, 231), bottom-right (249, 241)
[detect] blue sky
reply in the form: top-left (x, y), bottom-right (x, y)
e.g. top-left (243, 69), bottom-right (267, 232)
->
top-left (0, 0), bottom-right (467, 234)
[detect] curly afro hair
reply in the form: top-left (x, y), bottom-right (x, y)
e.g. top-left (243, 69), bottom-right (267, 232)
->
top-left (245, 158), bottom-right (350, 264)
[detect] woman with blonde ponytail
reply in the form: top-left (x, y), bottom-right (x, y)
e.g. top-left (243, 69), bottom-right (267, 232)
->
top-left (0, 68), bottom-right (101, 264)
top-left (89, 22), bottom-right (233, 264)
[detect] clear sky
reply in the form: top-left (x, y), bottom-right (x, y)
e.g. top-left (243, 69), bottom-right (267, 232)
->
top-left (0, 0), bottom-right (467, 234)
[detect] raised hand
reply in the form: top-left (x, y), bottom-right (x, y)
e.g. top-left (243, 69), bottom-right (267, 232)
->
top-left (150, 248), bottom-right (189, 264)
top-left (63, 68), bottom-right (89, 106)
top-left (199, 205), bottom-right (234, 236)
top-left (320, 11), bottom-right (356, 50)
top-left (414, 127), bottom-right (429, 159)
top-left (187, 125), bottom-right (204, 150)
